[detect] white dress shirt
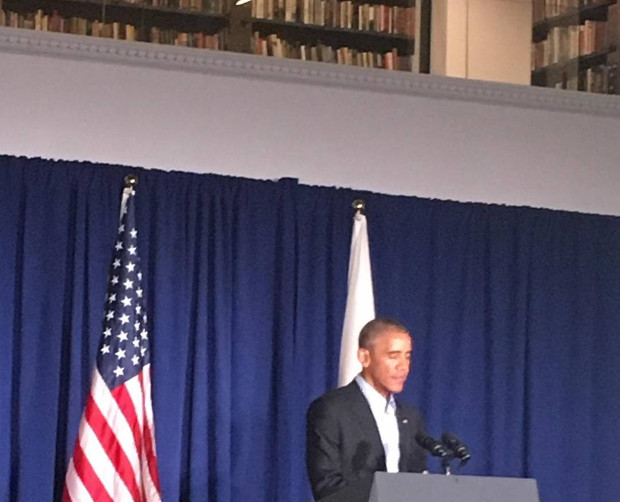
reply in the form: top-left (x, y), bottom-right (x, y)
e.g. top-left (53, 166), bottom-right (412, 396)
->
top-left (355, 374), bottom-right (400, 473)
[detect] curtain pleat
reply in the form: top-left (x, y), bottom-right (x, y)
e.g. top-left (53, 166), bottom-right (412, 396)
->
top-left (1, 156), bottom-right (620, 502)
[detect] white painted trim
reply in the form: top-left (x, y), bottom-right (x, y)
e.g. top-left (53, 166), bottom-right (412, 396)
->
top-left (1, 26), bottom-right (619, 118)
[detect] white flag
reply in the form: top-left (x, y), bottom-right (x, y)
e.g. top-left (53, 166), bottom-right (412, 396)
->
top-left (338, 211), bottom-right (375, 387)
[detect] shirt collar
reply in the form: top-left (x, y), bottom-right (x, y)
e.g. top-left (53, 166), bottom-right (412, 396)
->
top-left (355, 374), bottom-right (397, 415)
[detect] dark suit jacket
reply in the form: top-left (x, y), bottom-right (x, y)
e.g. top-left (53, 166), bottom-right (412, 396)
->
top-left (306, 380), bottom-right (428, 501)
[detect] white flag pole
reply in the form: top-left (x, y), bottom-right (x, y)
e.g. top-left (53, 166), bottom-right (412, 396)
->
top-left (338, 200), bottom-right (375, 387)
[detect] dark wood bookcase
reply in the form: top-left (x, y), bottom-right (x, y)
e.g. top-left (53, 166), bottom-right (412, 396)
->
top-left (250, 0), bottom-right (429, 71)
top-left (531, 0), bottom-right (619, 94)
top-left (0, 0), bottom-right (430, 72)
top-left (0, 0), bottom-right (227, 48)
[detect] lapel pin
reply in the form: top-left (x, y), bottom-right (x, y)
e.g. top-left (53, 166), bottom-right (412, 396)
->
top-left (402, 419), bottom-right (408, 424)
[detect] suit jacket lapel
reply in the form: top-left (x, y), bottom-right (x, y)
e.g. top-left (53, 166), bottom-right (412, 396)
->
top-left (344, 381), bottom-right (385, 466)
top-left (396, 401), bottom-right (412, 469)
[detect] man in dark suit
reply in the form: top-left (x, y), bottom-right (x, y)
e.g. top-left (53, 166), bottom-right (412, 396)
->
top-left (306, 318), bottom-right (428, 501)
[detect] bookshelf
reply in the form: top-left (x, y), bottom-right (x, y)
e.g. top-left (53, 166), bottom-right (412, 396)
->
top-left (0, 0), bottom-right (227, 48)
top-left (251, 0), bottom-right (428, 71)
top-left (531, 0), bottom-right (619, 93)
top-left (0, 0), bottom-right (429, 72)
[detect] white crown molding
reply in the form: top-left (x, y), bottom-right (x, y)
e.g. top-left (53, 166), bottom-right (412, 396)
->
top-left (1, 26), bottom-right (620, 118)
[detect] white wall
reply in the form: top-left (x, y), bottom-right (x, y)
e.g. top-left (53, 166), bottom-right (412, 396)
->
top-left (432, 0), bottom-right (532, 85)
top-left (1, 30), bottom-right (620, 216)
top-left (468, 0), bottom-right (532, 84)
top-left (431, 0), bottom-right (468, 77)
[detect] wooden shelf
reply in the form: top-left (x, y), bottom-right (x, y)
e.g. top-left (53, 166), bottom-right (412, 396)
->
top-left (1, 0), bottom-right (430, 72)
top-left (2, 0), bottom-right (228, 33)
top-left (532, 0), bottom-right (616, 43)
top-left (252, 18), bottom-right (414, 54)
top-left (531, 45), bottom-right (617, 86)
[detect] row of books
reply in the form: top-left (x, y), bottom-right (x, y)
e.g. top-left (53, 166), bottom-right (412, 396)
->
top-left (125, 0), bottom-right (201, 7)
top-left (252, 31), bottom-right (412, 70)
top-left (608, 3), bottom-right (620, 45)
top-left (531, 20), bottom-right (609, 68)
top-left (0, 10), bottom-right (221, 49)
top-left (532, 0), bottom-right (611, 23)
top-left (552, 63), bottom-right (616, 92)
top-left (119, 0), bottom-right (224, 12)
top-left (252, 0), bottom-right (415, 37)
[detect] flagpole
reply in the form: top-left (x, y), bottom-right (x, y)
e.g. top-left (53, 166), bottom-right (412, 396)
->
top-left (338, 199), bottom-right (376, 387)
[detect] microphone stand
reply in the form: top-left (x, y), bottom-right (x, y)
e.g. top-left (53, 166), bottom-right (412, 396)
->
top-left (442, 452), bottom-right (471, 475)
top-left (441, 450), bottom-right (454, 475)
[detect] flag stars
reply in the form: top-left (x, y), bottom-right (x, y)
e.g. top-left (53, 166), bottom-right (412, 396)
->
top-left (98, 199), bottom-right (151, 386)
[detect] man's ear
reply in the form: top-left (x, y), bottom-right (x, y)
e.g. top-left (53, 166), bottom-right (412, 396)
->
top-left (358, 348), bottom-right (370, 368)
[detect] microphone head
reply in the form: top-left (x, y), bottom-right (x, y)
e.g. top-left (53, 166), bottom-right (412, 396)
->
top-left (441, 432), bottom-right (471, 462)
top-left (415, 433), bottom-right (449, 458)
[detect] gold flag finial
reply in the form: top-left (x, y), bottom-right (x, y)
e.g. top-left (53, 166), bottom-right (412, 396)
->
top-left (124, 174), bottom-right (138, 188)
top-left (352, 199), bottom-right (365, 214)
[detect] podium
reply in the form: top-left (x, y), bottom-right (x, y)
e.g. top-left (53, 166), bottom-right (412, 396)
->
top-left (318, 472), bottom-right (540, 502)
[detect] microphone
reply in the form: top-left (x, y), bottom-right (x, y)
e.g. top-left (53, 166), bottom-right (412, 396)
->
top-left (441, 432), bottom-right (471, 463)
top-left (415, 433), bottom-right (449, 458)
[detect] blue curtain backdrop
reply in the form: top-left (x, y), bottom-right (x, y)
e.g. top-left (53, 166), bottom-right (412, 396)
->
top-left (1, 155), bottom-right (619, 502)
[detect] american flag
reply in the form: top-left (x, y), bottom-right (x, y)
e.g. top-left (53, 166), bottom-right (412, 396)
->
top-left (64, 183), bottom-right (162, 501)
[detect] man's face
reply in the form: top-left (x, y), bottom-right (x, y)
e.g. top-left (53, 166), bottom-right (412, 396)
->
top-left (358, 329), bottom-right (412, 397)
